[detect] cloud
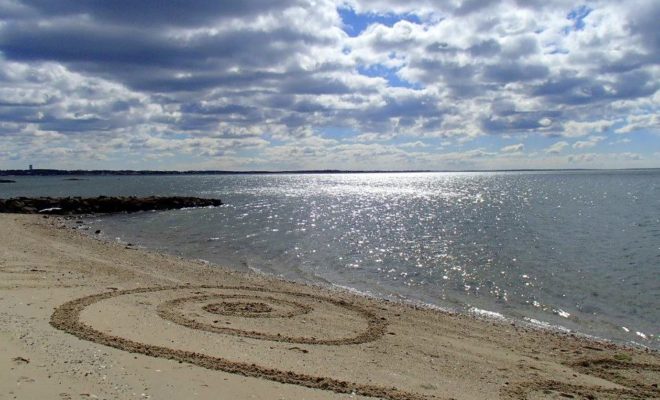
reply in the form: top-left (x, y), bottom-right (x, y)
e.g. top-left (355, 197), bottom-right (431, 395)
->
top-left (500, 143), bottom-right (524, 153)
top-left (562, 120), bottom-right (615, 138)
top-left (400, 140), bottom-right (430, 148)
top-left (545, 141), bottom-right (569, 154)
top-left (568, 153), bottom-right (596, 163)
top-left (610, 138), bottom-right (631, 145)
top-left (568, 152), bottom-right (643, 164)
top-left (0, 0), bottom-right (658, 170)
top-left (572, 135), bottom-right (605, 149)
top-left (615, 114), bottom-right (660, 134)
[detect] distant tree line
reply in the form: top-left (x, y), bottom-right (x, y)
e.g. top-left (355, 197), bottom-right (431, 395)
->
top-left (0, 169), bottom-right (434, 176)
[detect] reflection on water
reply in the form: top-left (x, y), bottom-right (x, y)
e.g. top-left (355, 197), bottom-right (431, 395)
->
top-left (2, 171), bottom-right (659, 348)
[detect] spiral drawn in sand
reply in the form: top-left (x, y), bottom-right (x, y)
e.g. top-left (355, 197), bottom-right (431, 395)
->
top-left (156, 289), bottom-right (386, 345)
top-left (50, 285), bottom-right (658, 400)
top-left (50, 285), bottom-right (432, 400)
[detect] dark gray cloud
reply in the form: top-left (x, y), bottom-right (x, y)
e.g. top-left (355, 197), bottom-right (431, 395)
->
top-left (454, 0), bottom-right (500, 16)
top-left (0, 20), bottom-right (327, 93)
top-left (532, 70), bottom-right (658, 105)
top-left (481, 112), bottom-right (553, 133)
top-left (468, 39), bottom-right (501, 57)
top-left (17, 0), bottom-right (301, 27)
top-left (280, 75), bottom-right (352, 95)
top-left (483, 63), bottom-right (549, 83)
top-left (627, 0), bottom-right (660, 53)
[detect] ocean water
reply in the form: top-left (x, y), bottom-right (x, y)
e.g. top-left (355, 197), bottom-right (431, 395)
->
top-left (2, 171), bottom-right (659, 348)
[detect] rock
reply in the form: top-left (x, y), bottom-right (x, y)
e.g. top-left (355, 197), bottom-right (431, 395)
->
top-left (10, 200), bottom-right (25, 209)
top-left (0, 179), bottom-right (16, 183)
top-left (0, 196), bottom-right (223, 215)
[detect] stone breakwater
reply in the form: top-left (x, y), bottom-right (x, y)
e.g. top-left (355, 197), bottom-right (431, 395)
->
top-left (0, 196), bottom-right (223, 215)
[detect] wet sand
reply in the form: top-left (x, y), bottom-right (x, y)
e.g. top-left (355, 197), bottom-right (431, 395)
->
top-left (1, 214), bottom-right (658, 399)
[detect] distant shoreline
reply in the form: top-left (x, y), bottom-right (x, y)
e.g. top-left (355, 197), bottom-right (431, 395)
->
top-left (2, 167), bottom-right (659, 176)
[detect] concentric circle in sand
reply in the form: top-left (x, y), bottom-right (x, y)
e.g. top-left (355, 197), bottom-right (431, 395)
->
top-left (50, 285), bottom-right (432, 400)
top-left (153, 288), bottom-right (384, 344)
top-left (170, 293), bottom-right (312, 319)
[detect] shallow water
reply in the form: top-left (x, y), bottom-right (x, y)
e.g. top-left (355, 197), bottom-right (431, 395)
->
top-left (2, 170), bottom-right (659, 348)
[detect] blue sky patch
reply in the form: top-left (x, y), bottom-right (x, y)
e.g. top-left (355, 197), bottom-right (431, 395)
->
top-left (338, 7), bottom-right (422, 37)
top-left (320, 126), bottom-right (359, 139)
top-left (566, 5), bottom-right (593, 31)
top-left (357, 64), bottom-right (421, 89)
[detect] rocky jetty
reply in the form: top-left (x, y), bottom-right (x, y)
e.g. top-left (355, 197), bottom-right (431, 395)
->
top-left (0, 179), bottom-right (16, 183)
top-left (0, 196), bottom-right (222, 215)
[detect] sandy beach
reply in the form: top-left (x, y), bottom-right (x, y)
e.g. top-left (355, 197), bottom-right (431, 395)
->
top-left (0, 213), bottom-right (658, 400)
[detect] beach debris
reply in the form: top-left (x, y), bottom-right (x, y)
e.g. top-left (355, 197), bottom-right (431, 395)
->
top-left (39, 207), bottom-right (63, 213)
top-left (288, 346), bottom-right (309, 353)
top-left (12, 356), bottom-right (30, 364)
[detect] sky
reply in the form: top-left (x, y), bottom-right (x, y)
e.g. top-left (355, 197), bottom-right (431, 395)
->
top-left (0, 0), bottom-right (658, 171)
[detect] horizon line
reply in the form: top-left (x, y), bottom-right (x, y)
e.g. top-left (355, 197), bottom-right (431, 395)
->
top-left (2, 167), bottom-right (660, 176)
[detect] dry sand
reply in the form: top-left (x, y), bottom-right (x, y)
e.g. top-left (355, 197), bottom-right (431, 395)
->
top-left (0, 214), bottom-right (658, 400)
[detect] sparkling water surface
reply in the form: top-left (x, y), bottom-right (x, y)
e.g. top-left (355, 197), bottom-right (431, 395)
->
top-left (2, 171), bottom-right (658, 348)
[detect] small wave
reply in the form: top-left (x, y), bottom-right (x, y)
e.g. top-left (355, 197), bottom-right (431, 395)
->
top-left (553, 308), bottom-right (571, 318)
top-left (469, 307), bottom-right (507, 320)
top-left (523, 317), bottom-right (571, 333)
top-left (331, 283), bottom-right (374, 298)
